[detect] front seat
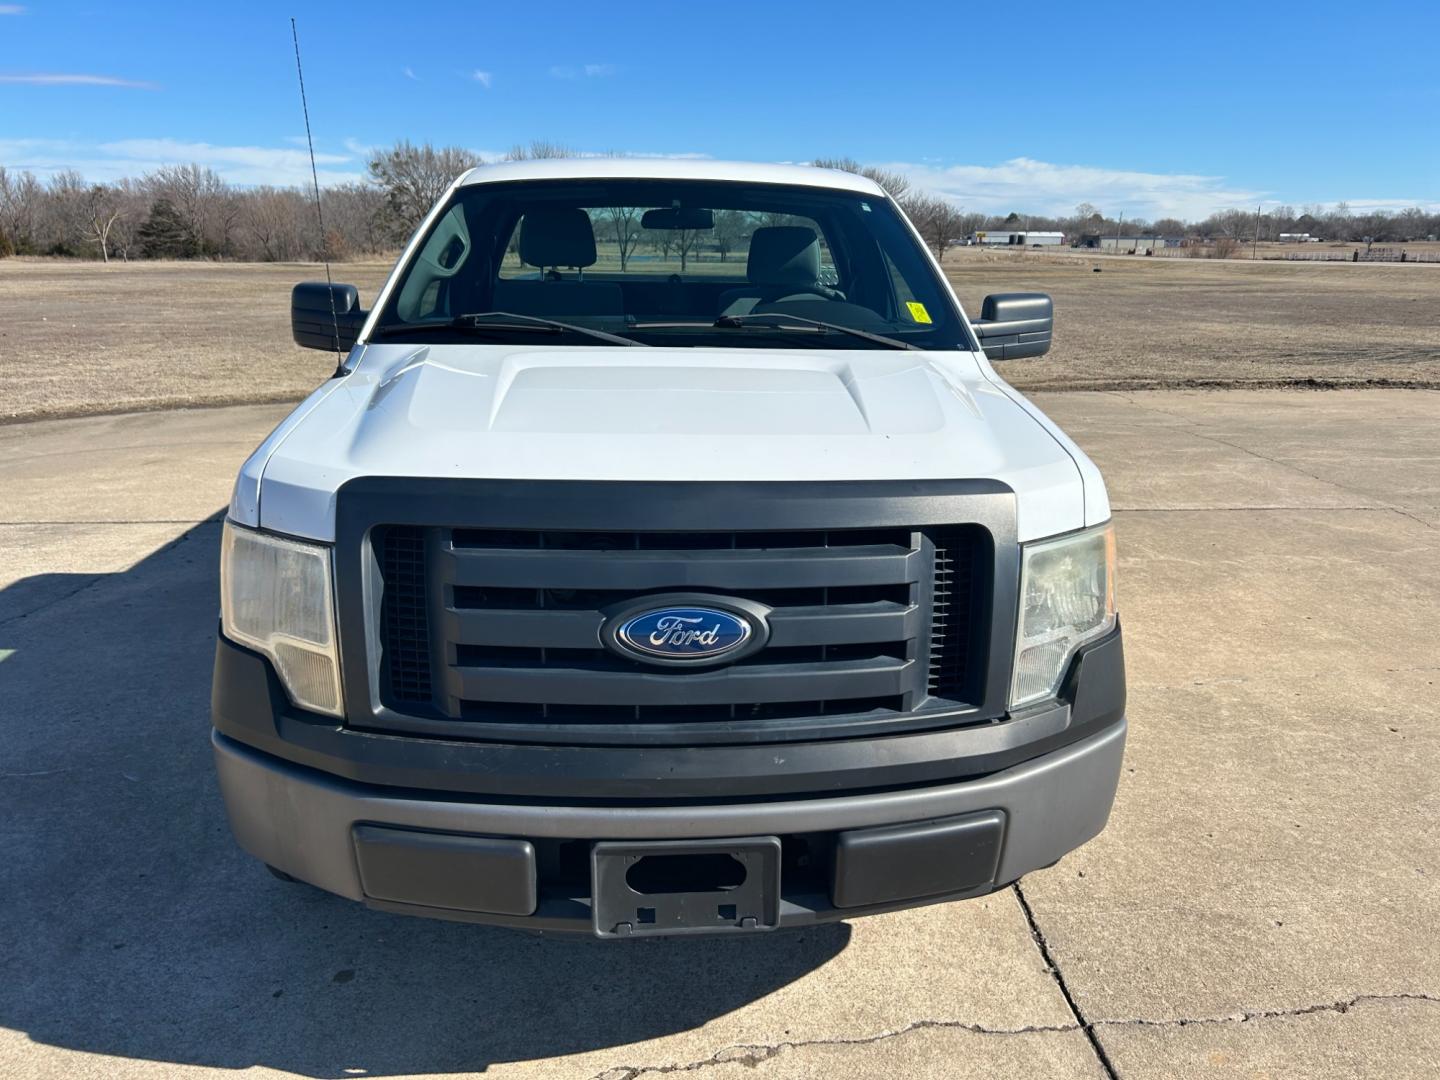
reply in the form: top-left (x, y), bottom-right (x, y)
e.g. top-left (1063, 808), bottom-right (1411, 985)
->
top-left (492, 208), bottom-right (623, 317)
top-left (718, 226), bottom-right (841, 316)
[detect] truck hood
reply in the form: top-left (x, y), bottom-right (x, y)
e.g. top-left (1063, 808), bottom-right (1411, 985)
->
top-left (239, 343), bottom-right (1090, 542)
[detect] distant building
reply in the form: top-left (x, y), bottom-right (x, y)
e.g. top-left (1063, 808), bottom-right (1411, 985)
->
top-left (1079, 234), bottom-right (1185, 253)
top-left (1279, 232), bottom-right (1320, 243)
top-left (969, 230), bottom-right (1065, 247)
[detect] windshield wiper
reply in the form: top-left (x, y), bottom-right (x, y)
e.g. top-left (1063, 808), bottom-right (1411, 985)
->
top-left (715, 313), bottom-right (922, 351)
top-left (632, 313), bottom-right (920, 351)
top-left (371, 311), bottom-right (644, 347)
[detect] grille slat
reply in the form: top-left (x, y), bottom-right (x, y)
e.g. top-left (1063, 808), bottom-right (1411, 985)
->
top-left (445, 656), bottom-right (913, 707)
top-left (376, 522), bottom-right (984, 736)
top-left (439, 600), bottom-right (918, 651)
top-left (441, 544), bottom-right (921, 591)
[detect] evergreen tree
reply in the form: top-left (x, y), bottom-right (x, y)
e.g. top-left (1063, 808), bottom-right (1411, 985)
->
top-left (138, 198), bottom-right (198, 259)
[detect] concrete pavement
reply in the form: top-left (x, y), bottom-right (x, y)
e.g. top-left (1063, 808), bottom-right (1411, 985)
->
top-left (1, 390), bottom-right (1436, 1078)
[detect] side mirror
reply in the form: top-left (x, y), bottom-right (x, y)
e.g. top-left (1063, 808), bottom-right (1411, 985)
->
top-left (971, 292), bottom-right (1053, 360)
top-left (291, 282), bottom-right (367, 352)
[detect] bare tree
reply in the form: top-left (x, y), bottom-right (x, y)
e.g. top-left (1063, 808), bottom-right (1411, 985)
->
top-left (649, 226), bottom-right (675, 263)
top-left (905, 194), bottom-right (966, 261)
top-left (46, 170), bottom-right (90, 254)
top-left (673, 226), bottom-right (705, 271)
top-left (368, 141), bottom-right (482, 241)
top-left (107, 178), bottom-right (148, 261)
top-left (82, 184), bottom-right (126, 262)
top-left (322, 183), bottom-right (388, 254)
top-left (711, 208), bottom-right (748, 263)
top-left (243, 186), bottom-right (306, 261)
top-left (0, 167), bottom-right (46, 253)
top-left (812, 157), bottom-right (913, 205)
top-left (505, 140), bottom-right (572, 160)
top-left (601, 206), bottom-right (643, 270)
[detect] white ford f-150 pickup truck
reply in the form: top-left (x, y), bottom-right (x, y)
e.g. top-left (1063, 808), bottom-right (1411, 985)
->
top-left (213, 158), bottom-right (1125, 937)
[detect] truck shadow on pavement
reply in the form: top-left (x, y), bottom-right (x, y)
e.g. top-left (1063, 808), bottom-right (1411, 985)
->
top-left (0, 516), bottom-right (849, 1077)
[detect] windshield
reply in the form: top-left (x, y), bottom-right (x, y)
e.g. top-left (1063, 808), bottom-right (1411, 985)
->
top-left (370, 178), bottom-right (976, 351)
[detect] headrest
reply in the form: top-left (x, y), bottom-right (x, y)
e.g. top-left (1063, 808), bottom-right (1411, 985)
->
top-left (518, 208), bottom-right (597, 268)
top-left (747, 226), bottom-right (821, 286)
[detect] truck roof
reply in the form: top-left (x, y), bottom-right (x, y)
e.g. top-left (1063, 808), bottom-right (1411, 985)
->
top-left (455, 157), bottom-right (888, 196)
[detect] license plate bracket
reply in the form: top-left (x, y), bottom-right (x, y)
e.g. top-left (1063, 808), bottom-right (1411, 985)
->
top-left (591, 836), bottom-right (781, 938)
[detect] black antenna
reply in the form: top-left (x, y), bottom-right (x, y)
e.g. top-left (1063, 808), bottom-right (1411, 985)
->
top-left (290, 17), bottom-right (345, 377)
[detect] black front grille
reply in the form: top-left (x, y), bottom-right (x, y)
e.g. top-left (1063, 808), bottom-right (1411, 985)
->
top-left (374, 522), bottom-right (988, 740)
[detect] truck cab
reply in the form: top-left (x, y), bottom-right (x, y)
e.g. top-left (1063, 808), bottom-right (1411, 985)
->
top-left (212, 159), bottom-right (1125, 937)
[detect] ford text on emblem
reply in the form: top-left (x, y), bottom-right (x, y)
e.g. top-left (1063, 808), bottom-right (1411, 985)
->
top-left (603, 596), bottom-right (770, 667)
top-left (620, 608), bottom-right (749, 659)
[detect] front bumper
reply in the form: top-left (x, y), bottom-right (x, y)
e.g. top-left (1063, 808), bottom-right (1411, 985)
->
top-left (212, 714), bottom-right (1126, 933)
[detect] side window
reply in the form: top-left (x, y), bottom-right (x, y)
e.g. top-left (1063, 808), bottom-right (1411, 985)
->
top-left (394, 205), bottom-right (471, 321)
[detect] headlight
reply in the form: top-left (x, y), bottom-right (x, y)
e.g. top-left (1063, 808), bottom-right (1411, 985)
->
top-left (220, 520), bottom-right (343, 716)
top-left (1010, 522), bottom-right (1116, 708)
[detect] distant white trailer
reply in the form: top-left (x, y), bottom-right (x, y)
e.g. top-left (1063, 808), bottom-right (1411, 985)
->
top-left (969, 230), bottom-right (1064, 247)
top-left (1279, 232), bottom-right (1314, 243)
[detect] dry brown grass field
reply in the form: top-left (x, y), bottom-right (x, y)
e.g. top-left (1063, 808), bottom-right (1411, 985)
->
top-left (2, 250), bottom-right (1438, 422)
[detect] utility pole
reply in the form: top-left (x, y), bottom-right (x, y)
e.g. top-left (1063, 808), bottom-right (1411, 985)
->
top-left (1115, 211), bottom-right (1124, 254)
top-left (1252, 204), bottom-right (1261, 261)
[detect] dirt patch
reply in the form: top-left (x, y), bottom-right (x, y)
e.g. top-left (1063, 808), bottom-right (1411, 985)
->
top-left (1, 252), bottom-right (1437, 423)
top-left (0, 259), bottom-right (392, 422)
top-left (944, 249), bottom-right (1440, 391)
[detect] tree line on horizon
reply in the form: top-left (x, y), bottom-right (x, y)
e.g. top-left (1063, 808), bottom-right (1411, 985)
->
top-left (1, 141), bottom-right (1435, 264)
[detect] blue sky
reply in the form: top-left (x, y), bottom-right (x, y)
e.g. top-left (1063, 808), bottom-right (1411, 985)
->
top-left (2, 0), bottom-right (1437, 220)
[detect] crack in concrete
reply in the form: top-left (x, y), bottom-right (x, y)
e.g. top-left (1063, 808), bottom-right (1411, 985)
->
top-left (1100, 392), bottom-right (1439, 531)
top-left (1014, 882), bottom-right (1120, 1079)
top-left (1093, 992), bottom-right (1440, 1031)
top-left (587, 993), bottom-right (1440, 1079)
top-left (586, 1017), bottom-right (1083, 1080)
top-left (1189, 430), bottom-right (1438, 531)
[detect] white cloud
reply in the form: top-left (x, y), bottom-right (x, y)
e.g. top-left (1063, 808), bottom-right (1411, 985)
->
top-left (0, 5), bottom-right (26, 13)
top-left (883, 156), bottom-right (1269, 220)
top-left (0, 72), bottom-right (157, 88)
top-left (550, 63), bottom-right (616, 79)
top-left (470, 69), bottom-right (492, 88)
top-left (402, 66), bottom-right (417, 80)
top-left (0, 136), bottom-right (364, 187)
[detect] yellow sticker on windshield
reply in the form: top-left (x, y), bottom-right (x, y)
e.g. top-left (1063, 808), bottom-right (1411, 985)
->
top-left (906, 301), bottom-right (933, 324)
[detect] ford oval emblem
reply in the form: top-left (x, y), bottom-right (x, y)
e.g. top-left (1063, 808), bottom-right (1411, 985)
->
top-left (610, 603), bottom-right (763, 665)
